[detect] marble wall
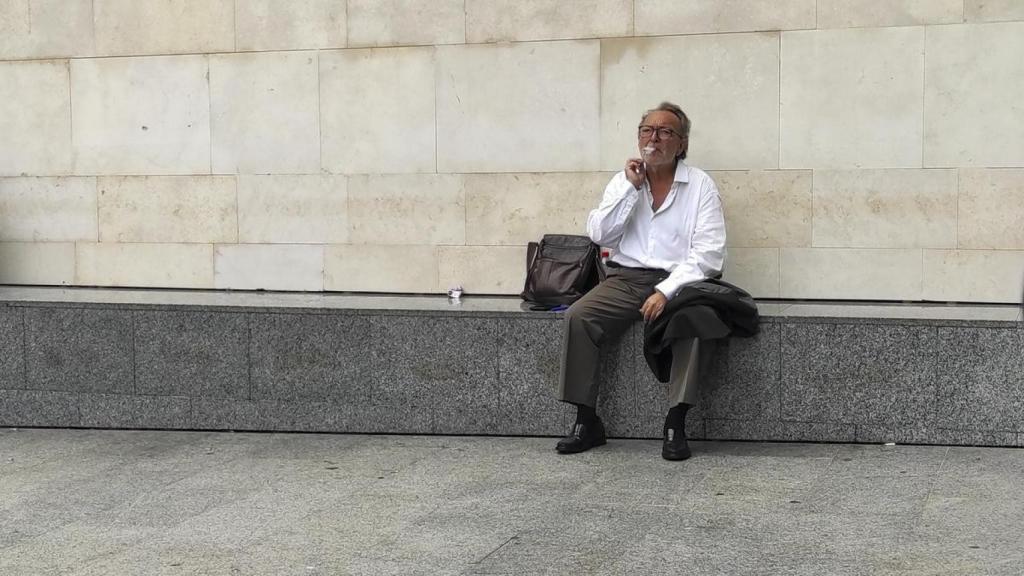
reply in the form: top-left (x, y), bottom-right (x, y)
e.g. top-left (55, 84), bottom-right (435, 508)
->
top-left (1, 0), bottom-right (1022, 303)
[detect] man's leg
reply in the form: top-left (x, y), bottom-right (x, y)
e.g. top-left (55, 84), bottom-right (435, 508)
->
top-left (558, 273), bottom-right (648, 407)
top-left (555, 269), bottom-right (662, 454)
top-left (662, 337), bottom-right (717, 461)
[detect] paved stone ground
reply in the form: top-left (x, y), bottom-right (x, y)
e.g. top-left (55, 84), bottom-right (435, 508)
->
top-left (1, 428), bottom-right (1022, 575)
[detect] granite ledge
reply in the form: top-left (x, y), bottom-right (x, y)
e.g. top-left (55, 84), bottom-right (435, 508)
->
top-left (0, 287), bottom-right (1019, 326)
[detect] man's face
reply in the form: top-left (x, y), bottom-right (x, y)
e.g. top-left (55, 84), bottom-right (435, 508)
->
top-left (637, 110), bottom-right (686, 167)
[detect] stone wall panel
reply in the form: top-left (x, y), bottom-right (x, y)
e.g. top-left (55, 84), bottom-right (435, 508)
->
top-left (0, 177), bottom-right (96, 241)
top-left (812, 169), bottom-right (957, 249)
top-left (348, 0), bottom-right (464, 47)
top-left (97, 176), bottom-right (237, 243)
top-left (467, 0), bottom-right (631, 43)
top-left (464, 172), bottom-right (608, 245)
top-left (601, 34), bottom-right (780, 171)
top-left (210, 52), bottom-right (320, 174)
top-left (324, 245), bottom-right (438, 293)
top-left (635, 0), bottom-right (814, 35)
top-left (0, 243), bottom-right (74, 285)
top-left (780, 27), bottom-right (924, 168)
top-left (214, 244), bottom-right (325, 291)
top-left (235, 0), bottom-right (346, 51)
top-left (94, 0), bottom-right (234, 56)
top-left (781, 248), bottom-right (923, 300)
top-left (0, 60), bottom-right (71, 176)
top-left (817, 0), bottom-right (962, 28)
top-left (320, 47), bottom-right (435, 174)
top-left (76, 243), bottom-right (214, 289)
top-left (71, 56), bottom-right (210, 175)
top-left (238, 175), bottom-right (348, 244)
top-left (348, 174), bottom-right (465, 245)
top-left (437, 41), bottom-right (600, 173)
top-left (925, 22), bottom-right (1024, 168)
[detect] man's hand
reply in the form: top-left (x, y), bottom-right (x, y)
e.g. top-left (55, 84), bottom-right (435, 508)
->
top-left (640, 291), bottom-right (668, 322)
top-left (625, 157), bottom-right (646, 189)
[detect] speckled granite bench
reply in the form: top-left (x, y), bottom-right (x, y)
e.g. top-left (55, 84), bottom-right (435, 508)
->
top-left (0, 287), bottom-right (1021, 447)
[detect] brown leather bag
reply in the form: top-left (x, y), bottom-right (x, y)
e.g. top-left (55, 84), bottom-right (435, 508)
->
top-left (520, 234), bottom-right (605, 309)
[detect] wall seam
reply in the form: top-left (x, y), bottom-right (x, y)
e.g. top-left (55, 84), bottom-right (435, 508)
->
top-left (954, 169), bottom-right (960, 250)
top-left (20, 308), bottom-right (28, 389)
top-left (234, 175), bottom-right (240, 243)
top-left (130, 310), bottom-right (137, 394)
top-left (317, 51), bottom-right (324, 173)
top-left (434, 45), bottom-right (439, 174)
top-left (93, 177), bottom-right (99, 244)
top-left (66, 59), bottom-right (74, 173)
top-left (921, 26), bottom-right (927, 168)
top-left (206, 56), bottom-right (214, 175)
top-left (778, 31), bottom-right (783, 169)
top-left (345, 0), bottom-right (351, 47)
top-left (632, 0), bottom-right (637, 36)
top-left (90, 0), bottom-right (97, 54)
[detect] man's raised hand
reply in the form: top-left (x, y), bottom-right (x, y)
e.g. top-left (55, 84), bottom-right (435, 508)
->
top-left (625, 158), bottom-right (646, 189)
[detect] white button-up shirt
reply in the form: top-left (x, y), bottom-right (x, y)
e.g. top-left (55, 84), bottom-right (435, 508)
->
top-left (586, 161), bottom-right (726, 300)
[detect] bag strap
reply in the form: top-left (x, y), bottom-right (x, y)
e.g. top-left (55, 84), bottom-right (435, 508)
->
top-left (526, 241), bottom-right (539, 271)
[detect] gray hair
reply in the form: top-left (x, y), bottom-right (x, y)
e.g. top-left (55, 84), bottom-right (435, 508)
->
top-left (640, 102), bottom-right (690, 160)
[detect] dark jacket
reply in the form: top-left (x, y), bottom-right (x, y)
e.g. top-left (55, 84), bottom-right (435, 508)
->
top-left (643, 278), bottom-right (759, 382)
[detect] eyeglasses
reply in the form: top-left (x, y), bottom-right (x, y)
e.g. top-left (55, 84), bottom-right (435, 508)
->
top-left (638, 125), bottom-right (681, 140)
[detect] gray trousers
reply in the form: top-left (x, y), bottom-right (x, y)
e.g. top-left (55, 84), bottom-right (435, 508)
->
top-left (557, 266), bottom-right (714, 409)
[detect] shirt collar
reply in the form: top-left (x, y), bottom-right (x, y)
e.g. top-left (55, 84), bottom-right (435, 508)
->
top-left (673, 161), bottom-right (689, 183)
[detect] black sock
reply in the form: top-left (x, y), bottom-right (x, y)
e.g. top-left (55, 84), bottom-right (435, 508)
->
top-left (574, 403), bottom-right (598, 425)
top-left (664, 403), bottom-right (691, 431)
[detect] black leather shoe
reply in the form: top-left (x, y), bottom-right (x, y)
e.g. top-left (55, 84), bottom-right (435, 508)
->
top-left (662, 426), bottom-right (691, 461)
top-left (556, 419), bottom-right (607, 454)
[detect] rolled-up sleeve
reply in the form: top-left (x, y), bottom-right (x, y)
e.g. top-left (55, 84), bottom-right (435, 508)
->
top-left (586, 171), bottom-right (640, 247)
top-left (655, 179), bottom-right (727, 299)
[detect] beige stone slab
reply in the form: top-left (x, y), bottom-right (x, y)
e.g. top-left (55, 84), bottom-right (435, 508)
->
top-left (235, 0), bottom-right (346, 51)
top-left (348, 0), bottom-right (464, 47)
top-left (464, 172), bottom-right (609, 245)
top-left (924, 250), bottom-right (1024, 303)
top-left (76, 243), bottom-right (214, 288)
top-left (0, 60), bottom-right (71, 176)
top-left (437, 41), bottom-right (600, 173)
top-left (712, 170), bottom-right (811, 248)
top-left (210, 52), bottom-right (320, 175)
top-left (635, 0), bottom-right (814, 35)
top-left (722, 247), bottom-right (780, 298)
top-left (958, 169), bottom-right (1024, 250)
top-left (348, 174), bottom-right (465, 245)
top-left (438, 246), bottom-right (526, 295)
top-left (70, 55), bottom-right (210, 176)
top-left (97, 176), bottom-right (237, 244)
top-left (467, 0), bottom-right (631, 43)
top-left (214, 244), bottom-right (324, 291)
top-left (320, 47), bottom-right (435, 174)
top-left (325, 245), bottom-right (438, 293)
top-left (601, 34), bottom-right (779, 171)
top-left (93, 0), bottom-right (234, 56)
top-left (0, 242), bottom-right (74, 285)
top-left (780, 27), bottom-right (924, 169)
top-left (0, 0), bottom-right (93, 60)
top-left (924, 22), bottom-right (1024, 168)
top-left (780, 248), bottom-right (923, 300)
top-left (812, 169), bottom-right (957, 249)
top-left (965, 1), bottom-right (1024, 23)
top-left (0, 177), bottom-right (96, 241)
top-left (238, 175), bottom-right (347, 244)
top-left (817, 0), bottom-right (962, 28)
